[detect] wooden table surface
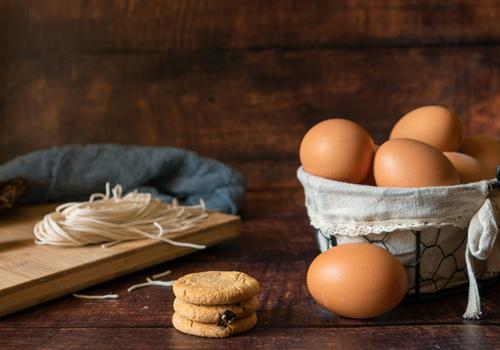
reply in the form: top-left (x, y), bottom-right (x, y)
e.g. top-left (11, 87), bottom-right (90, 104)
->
top-left (1, 203), bottom-right (500, 349)
top-left (1, 1), bottom-right (500, 349)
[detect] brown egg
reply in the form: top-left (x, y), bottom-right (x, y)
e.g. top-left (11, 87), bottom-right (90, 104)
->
top-left (307, 243), bottom-right (407, 319)
top-left (362, 170), bottom-right (376, 186)
top-left (460, 135), bottom-right (500, 179)
top-left (300, 119), bottom-right (374, 183)
top-left (390, 105), bottom-right (463, 151)
top-left (362, 143), bottom-right (379, 186)
top-left (374, 139), bottom-right (460, 188)
top-left (444, 152), bottom-right (487, 183)
top-left (460, 135), bottom-right (493, 155)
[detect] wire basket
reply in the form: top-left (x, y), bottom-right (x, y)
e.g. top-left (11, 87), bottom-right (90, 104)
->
top-left (314, 227), bottom-right (490, 299)
top-left (302, 167), bottom-right (500, 314)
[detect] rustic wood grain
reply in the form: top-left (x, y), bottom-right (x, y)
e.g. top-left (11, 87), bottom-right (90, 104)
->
top-left (0, 325), bottom-right (499, 350)
top-left (0, 205), bottom-right (240, 318)
top-left (3, 0), bottom-right (500, 55)
top-left (1, 212), bottom-right (499, 330)
top-left (2, 1), bottom-right (500, 348)
top-left (1, 48), bottom-right (499, 171)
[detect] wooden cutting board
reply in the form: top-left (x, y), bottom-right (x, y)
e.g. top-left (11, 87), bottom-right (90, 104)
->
top-left (0, 204), bottom-right (240, 317)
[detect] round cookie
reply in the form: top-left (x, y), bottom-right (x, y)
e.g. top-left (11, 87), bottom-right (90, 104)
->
top-left (173, 296), bottom-right (259, 324)
top-left (172, 312), bottom-right (257, 338)
top-left (173, 271), bottom-right (260, 305)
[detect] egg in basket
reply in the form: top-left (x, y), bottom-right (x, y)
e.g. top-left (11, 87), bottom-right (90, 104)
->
top-left (298, 106), bottom-right (500, 319)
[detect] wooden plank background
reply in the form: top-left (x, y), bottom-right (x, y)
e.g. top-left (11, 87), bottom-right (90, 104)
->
top-left (1, 1), bottom-right (500, 180)
top-left (1, 1), bottom-right (500, 349)
top-left (2, 0), bottom-right (500, 52)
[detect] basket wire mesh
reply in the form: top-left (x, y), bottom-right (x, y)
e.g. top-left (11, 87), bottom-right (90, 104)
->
top-left (315, 228), bottom-right (489, 299)
top-left (313, 168), bottom-right (500, 299)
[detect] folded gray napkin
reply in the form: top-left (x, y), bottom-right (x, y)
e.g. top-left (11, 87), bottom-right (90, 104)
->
top-left (0, 144), bottom-right (245, 214)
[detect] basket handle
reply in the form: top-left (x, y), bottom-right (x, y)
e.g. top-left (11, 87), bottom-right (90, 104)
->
top-left (492, 165), bottom-right (500, 189)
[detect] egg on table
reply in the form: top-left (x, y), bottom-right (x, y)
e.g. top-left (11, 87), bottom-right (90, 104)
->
top-left (300, 119), bottom-right (374, 184)
top-left (390, 105), bottom-right (463, 152)
top-left (307, 243), bottom-right (408, 319)
top-left (374, 139), bottom-right (460, 188)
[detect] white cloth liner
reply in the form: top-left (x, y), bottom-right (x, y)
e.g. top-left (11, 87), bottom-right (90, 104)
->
top-left (297, 167), bottom-right (500, 319)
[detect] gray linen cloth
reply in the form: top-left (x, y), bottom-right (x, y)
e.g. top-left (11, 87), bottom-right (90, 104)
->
top-left (0, 144), bottom-right (245, 214)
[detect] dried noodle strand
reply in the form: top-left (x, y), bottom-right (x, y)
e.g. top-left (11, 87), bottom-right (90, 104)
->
top-left (73, 293), bottom-right (119, 300)
top-left (33, 183), bottom-right (207, 249)
top-left (151, 269), bottom-right (172, 279)
top-left (127, 280), bottom-right (175, 292)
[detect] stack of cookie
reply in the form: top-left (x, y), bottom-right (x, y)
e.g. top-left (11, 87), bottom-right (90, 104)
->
top-left (172, 271), bottom-right (260, 338)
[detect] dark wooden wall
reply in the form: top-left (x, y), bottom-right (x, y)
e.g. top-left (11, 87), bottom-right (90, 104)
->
top-left (1, 0), bottom-right (500, 216)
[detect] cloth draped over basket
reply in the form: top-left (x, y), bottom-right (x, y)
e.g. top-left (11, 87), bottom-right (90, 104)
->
top-left (297, 167), bottom-right (500, 319)
top-left (0, 144), bottom-right (245, 214)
